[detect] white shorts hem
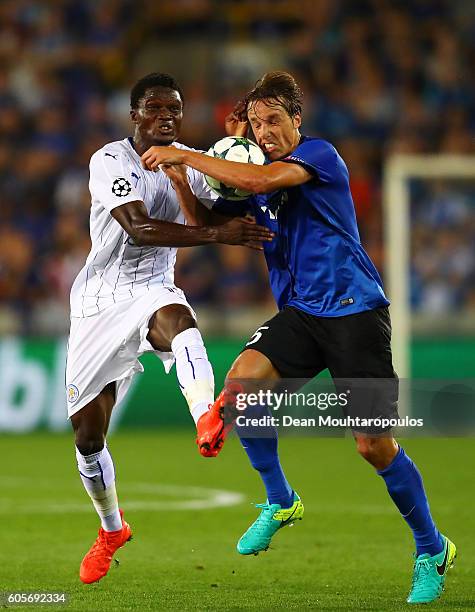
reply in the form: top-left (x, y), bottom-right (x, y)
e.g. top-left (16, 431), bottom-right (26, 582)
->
top-left (67, 363), bottom-right (142, 418)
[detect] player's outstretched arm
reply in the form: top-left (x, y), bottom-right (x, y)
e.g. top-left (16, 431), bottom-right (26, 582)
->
top-left (111, 201), bottom-right (273, 250)
top-left (141, 146), bottom-right (312, 194)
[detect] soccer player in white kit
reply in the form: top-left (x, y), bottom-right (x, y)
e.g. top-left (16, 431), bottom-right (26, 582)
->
top-left (66, 73), bottom-right (273, 584)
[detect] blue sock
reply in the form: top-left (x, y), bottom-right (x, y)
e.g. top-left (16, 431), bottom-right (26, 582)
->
top-left (239, 434), bottom-right (294, 508)
top-left (378, 446), bottom-right (443, 557)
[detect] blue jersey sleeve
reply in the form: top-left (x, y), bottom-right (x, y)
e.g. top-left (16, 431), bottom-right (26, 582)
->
top-left (212, 197), bottom-right (254, 217)
top-left (282, 138), bottom-right (337, 184)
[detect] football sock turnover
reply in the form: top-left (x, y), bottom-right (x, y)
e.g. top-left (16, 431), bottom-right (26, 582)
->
top-left (171, 328), bottom-right (214, 425)
top-left (76, 443), bottom-right (122, 532)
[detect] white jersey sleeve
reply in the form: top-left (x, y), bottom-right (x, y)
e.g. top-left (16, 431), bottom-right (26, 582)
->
top-left (89, 146), bottom-right (143, 212)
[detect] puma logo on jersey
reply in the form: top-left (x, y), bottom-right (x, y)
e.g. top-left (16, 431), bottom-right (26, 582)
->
top-left (105, 152), bottom-right (118, 159)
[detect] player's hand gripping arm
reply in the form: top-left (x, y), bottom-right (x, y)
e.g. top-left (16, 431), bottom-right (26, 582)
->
top-left (161, 164), bottom-right (231, 227)
top-left (141, 147), bottom-right (312, 194)
top-left (166, 102), bottom-right (250, 224)
top-left (160, 163), bottom-right (210, 225)
top-left (111, 200), bottom-right (273, 250)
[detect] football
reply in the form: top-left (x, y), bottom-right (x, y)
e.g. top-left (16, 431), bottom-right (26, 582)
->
top-left (205, 136), bottom-right (265, 200)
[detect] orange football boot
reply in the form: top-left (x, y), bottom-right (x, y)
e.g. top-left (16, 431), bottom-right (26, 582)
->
top-left (80, 509), bottom-right (132, 584)
top-left (196, 382), bottom-right (243, 457)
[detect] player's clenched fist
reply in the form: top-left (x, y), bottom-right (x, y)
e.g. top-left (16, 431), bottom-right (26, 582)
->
top-left (216, 217), bottom-right (274, 250)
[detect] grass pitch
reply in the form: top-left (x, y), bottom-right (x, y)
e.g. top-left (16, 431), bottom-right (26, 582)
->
top-left (0, 431), bottom-right (473, 611)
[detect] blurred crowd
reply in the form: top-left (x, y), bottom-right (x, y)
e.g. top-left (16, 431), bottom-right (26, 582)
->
top-left (0, 0), bottom-right (473, 335)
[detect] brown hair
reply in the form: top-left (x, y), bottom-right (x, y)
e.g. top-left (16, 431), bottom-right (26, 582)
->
top-left (243, 71), bottom-right (303, 118)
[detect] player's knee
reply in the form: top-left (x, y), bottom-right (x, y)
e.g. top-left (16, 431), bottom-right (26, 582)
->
top-left (173, 313), bottom-right (196, 336)
top-left (73, 424), bottom-right (105, 456)
top-left (356, 437), bottom-right (381, 465)
top-left (75, 436), bottom-right (105, 456)
top-left (227, 349), bottom-right (280, 381)
top-left (227, 361), bottom-right (247, 379)
top-left (149, 308), bottom-right (196, 351)
top-left (227, 353), bottom-right (260, 379)
top-left (356, 437), bottom-right (397, 469)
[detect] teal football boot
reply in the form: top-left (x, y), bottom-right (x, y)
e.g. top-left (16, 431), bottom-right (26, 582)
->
top-left (237, 492), bottom-right (304, 555)
top-left (407, 535), bottom-right (457, 604)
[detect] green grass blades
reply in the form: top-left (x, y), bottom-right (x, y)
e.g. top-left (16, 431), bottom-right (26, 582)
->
top-left (0, 432), bottom-right (473, 611)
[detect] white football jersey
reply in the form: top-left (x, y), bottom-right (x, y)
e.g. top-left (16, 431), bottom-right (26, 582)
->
top-left (70, 138), bottom-right (216, 317)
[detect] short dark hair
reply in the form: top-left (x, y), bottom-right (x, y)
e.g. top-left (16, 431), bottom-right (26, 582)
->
top-left (244, 71), bottom-right (303, 118)
top-left (130, 73), bottom-right (184, 109)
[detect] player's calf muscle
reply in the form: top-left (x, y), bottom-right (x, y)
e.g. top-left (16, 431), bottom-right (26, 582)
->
top-left (71, 387), bottom-right (114, 455)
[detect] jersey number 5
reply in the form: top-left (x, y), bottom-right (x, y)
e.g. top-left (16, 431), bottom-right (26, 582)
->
top-left (246, 326), bottom-right (269, 346)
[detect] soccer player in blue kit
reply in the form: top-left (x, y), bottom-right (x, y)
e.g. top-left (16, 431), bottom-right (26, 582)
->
top-left (141, 72), bottom-right (456, 604)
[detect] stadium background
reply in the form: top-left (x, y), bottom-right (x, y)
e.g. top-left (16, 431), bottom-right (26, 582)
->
top-left (0, 1), bottom-right (474, 610)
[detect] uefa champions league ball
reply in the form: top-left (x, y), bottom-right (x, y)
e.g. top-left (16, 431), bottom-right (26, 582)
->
top-left (205, 136), bottom-right (265, 200)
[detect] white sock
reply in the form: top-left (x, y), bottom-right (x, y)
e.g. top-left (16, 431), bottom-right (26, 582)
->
top-left (171, 328), bottom-right (214, 425)
top-left (76, 444), bottom-right (122, 532)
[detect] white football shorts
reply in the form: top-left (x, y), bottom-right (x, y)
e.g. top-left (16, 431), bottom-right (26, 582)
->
top-left (65, 286), bottom-right (196, 418)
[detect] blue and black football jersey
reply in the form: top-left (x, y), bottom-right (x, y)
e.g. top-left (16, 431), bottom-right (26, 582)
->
top-left (214, 136), bottom-right (389, 317)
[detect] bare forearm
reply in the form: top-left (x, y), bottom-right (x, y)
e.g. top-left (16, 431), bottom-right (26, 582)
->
top-left (142, 146), bottom-right (312, 192)
top-left (181, 151), bottom-right (271, 193)
top-left (111, 199), bottom-right (274, 250)
top-left (173, 181), bottom-right (212, 226)
top-left (129, 218), bottom-right (217, 247)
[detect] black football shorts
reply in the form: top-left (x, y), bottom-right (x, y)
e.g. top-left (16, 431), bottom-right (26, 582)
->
top-left (242, 305), bottom-right (399, 432)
